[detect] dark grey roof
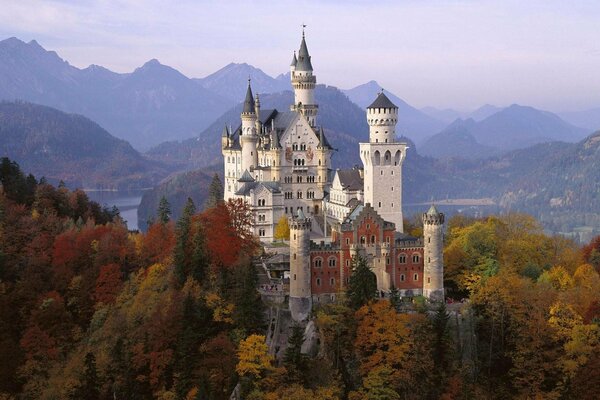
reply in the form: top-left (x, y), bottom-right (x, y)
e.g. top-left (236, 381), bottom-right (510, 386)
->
top-left (272, 111), bottom-right (298, 130)
top-left (238, 170), bottom-right (254, 182)
top-left (235, 181), bottom-right (281, 196)
top-left (290, 51), bottom-right (297, 67)
top-left (243, 82), bottom-right (255, 114)
top-left (296, 36), bottom-right (313, 71)
top-left (221, 125), bottom-right (229, 137)
top-left (318, 127), bottom-right (332, 149)
top-left (367, 92), bottom-right (397, 109)
top-left (337, 169), bottom-right (363, 191)
top-left (345, 198), bottom-right (361, 208)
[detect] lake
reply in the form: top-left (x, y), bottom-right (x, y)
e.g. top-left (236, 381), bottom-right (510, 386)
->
top-left (85, 190), bottom-right (146, 231)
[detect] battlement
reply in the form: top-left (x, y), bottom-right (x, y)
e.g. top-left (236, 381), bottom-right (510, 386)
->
top-left (422, 213), bottom-right (445, 225)
top-left (290, 217), bottom-right (312, 231)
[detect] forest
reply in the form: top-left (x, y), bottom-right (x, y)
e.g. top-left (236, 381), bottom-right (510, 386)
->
top-left (1, 156), bottom-right (599, 399)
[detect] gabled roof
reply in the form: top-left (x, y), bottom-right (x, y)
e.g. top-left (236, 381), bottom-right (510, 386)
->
top-left (235, 181), bottom-right (281, 196)
top-left (367, 92), bottom-right (397, 109)
top-left (238, 170), bottom-right (254, 182)
top-left (336, 169), bottom-right (363, 191)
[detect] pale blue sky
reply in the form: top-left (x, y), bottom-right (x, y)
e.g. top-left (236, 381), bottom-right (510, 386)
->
top-left (1, 0), bottom-right (599, 111)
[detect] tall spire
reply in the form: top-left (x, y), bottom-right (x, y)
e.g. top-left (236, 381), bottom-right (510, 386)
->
top-left (290, 50), bottom-right (297, 67)
top-left (243, 78), bottom-right (255, 114)
top-left (296, 28), bottom-right (313, 71)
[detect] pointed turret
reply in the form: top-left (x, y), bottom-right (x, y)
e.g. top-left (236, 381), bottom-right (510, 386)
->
top-left (290, 51), bottom-right (297, 67)
top-left (242, 80), bottom-right (255, 114)
top-left (221, 125), bottom-right (229, 137)
top-left (296, 33), bottom-right (313, 71)
top-left (426, 204), bottom-right (439, 216)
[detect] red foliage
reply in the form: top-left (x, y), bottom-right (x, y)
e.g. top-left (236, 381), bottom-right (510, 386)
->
top-left (20, 324), bottom-right (59, 362)
top-left (582, 235), bottom-right (600, 268)
top-left (93, 264), bottom-right (123, 305)
top-left (198, 200), bottom-right (257, 269)
top-left (142, 221), bottom-right (176, 264)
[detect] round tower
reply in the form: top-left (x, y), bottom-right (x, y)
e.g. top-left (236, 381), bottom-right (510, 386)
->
top-left (366, 91), bottom-right (398, 144)
top-left (290, 31), bottom-right (318, 126)
top-left (240, 80), bottom-right (258, 171)
top-left (289, 208), bottom-right (312, 322)
top-left (422, 205), bottom-right (445, 301)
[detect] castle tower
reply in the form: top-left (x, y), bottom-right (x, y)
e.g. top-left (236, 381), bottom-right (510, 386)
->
top-left (422, 205), bottom-right (445, 300)
top-left (240, 80), bottom-right (258, 172)
top-left (359, 92), bottom-right (408, 232)
top-left (290, 30), bottom-right (318, 127)
top-left (289, 208), bottom-right (312, 322)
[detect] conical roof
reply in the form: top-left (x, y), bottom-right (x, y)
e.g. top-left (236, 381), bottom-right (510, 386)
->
top-left (367, 92), bottom-right (397, 109)
top-left (295, 35), bottom-right (313, 71)
top-left (243, 81), bottom-right (255, 114)
top-left (296, 208), bottom-right (305, 220)
top-left (426, 204), bottom-right (439, 216)
top-left (290, 51), bottom-right (297, 67)
top-left (238, 169), bottom-right (255, 182)
top-left (221, 125), bottom-right (229, 137)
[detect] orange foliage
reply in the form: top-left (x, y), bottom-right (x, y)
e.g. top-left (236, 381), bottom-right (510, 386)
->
top-left (93, 263), bottom-right (123, 305)
top-left (141, 221), bottom-right (176, 264)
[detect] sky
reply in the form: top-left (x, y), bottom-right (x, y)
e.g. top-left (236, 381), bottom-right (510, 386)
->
top-left (0, 0), bottom-right (599, 112)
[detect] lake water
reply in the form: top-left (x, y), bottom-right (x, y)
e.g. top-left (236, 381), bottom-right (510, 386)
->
top-left (85, 190), bottom-right (146, 231)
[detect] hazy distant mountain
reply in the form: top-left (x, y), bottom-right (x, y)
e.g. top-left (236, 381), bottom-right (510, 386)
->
top-left (419, 118), bottom-right (497, 159)
top-left (0, 101), bottom-right (171, 189)
top-left (420, 107), bottom-right (464, 124)
top-left (559, 107), bottom-right (600, 132)
top-left (0, 37), bottom-right (231, 150)
top-left (195, 62), bottom-right (290, 103)
top-left (343, 80), bottom-right (445, 144)
top-left (467, 104), bottom-right (503, 121)
top-left (147, 85), bottom-right (369, 169)
top-left (421, 104), bottom-right (588, 158)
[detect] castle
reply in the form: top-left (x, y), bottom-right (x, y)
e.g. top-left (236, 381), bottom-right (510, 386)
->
top-left (222, 32), bottom-right (444, 322)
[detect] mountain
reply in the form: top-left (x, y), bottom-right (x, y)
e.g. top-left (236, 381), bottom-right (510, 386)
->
top-left (195, 62), bottom-right (290, 103)
top-left (420, 107), bottom-right (464, 124)
top-left (420, 104), bottom-right (589, 159)
top-left (559, 107), bottom-right (600, 132)
top-left (467, 104), bottom-right (503, 121)
top-left (418, 118), bottom-right (497, 159)
top-left (342, 81), bottom-right (445, 144)
top-left (0, 37), bottom-right (231, 150)
top-left (147, 85), bottom-right (370, 170)
top-left (0, 101), bottom-right (171, 189)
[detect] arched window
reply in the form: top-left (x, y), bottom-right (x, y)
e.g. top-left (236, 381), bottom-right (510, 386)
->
top-left (373, 150), bottom-right (381, 165)
top-left (371, 235), bottom-right (376, 243)
top-left (314, 258), bottom-right (323, 268)
top-left (316, 278), bottom-right (321, 286)
top-left (330, 278), bottom-right (335, 286)
top-left (412, 254), bottom-right (420, 263)
top-left (328, 257), bottom-right (336, 267)
top-left (413, 273), bottom-right (419, 281)
top-left (400, 274), bottom-right (405, 282)
top-left (399, 254), bottom-right (407, 264)
top-left (384, 150), bottom-right (391, 166)
top-left (394, 150), bottom-right (402, 165)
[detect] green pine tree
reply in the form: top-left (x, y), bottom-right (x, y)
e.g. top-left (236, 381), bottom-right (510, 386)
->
top-left (205, 173), bottom-right (223, 209)
top-left (284, 325), bottom-right (309, 383)
top-left (190, 220), bottom-right (210, 284)
top-left (174, 197), bottom-right (196, 285)
top-left (389, 284), bottom-right (401, 310)
top-left (347, 255), bottom-right (378, 309)
top-left (232, 262), bottom-right (265, 334)
top-left (157, 196), bottom-right (171, 224)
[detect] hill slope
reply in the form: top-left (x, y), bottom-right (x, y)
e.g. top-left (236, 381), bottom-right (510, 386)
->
top-left (0, 101), bottom-right (171, 189)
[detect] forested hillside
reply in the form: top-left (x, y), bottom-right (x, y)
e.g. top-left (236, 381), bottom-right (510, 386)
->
top-left (2, 157), bottom-right (598, 399)
top-left (0, 102), bottom-right (172, 189)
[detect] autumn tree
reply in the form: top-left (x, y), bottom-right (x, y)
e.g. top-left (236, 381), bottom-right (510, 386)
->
top-left (93, 263), bottom-right (123, 305)
top-left (284, 325), bottom-right (308, 383)
top-left (174, 197), bottom-right (196, 285)
top-left (274, 216), bottom-right (290, 242)
top-left (347, 255), bottom-right (377, 309)
top-left (73, 352), bottom-right (100, 400)
top-left (236, 334), bottom-right (272, 378)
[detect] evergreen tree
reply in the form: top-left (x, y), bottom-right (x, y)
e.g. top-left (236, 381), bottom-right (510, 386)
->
top-left (284, 325), bottom-right (308, 383)
top-left (157, 196), bottom-right (171, 224)
top-left (232, 262), bottom-right (265, 334)
top-left (205, 173), bottom-right (223, 209)
top-left (190, 220), bottom-right (210, 284)
top-left (431, 300), bottom-right (452, 397)
top-left (174, 197), bottom-right (196, 285)
top-left (347, 255), bottom-right (378, 309)
top-left (73, 352), bottom-right (100, 400)
top-left (389, 284), bottom-right (401, 310)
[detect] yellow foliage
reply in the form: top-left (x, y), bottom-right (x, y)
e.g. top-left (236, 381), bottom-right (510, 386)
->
top-left (236, 334), bottom-right (272, 378)
top-left (539, 266), bottom-right (575, 291)
top-left (261, 384), bottom-right (340, 400)
top-left (549, 301), bottom-right (583, 341)
top-left (31, 208), bottom-right (40, 220)
top-left (562, 324), bottom-right (600, 378)
top-left (185, 388), bottom-right (198, 400)
top-left (205, 292), bottom-right (234, 323)
top-left (573, 264), bottom-right (600, 290)
top-left (273, 215), bottom-right (290, 241)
